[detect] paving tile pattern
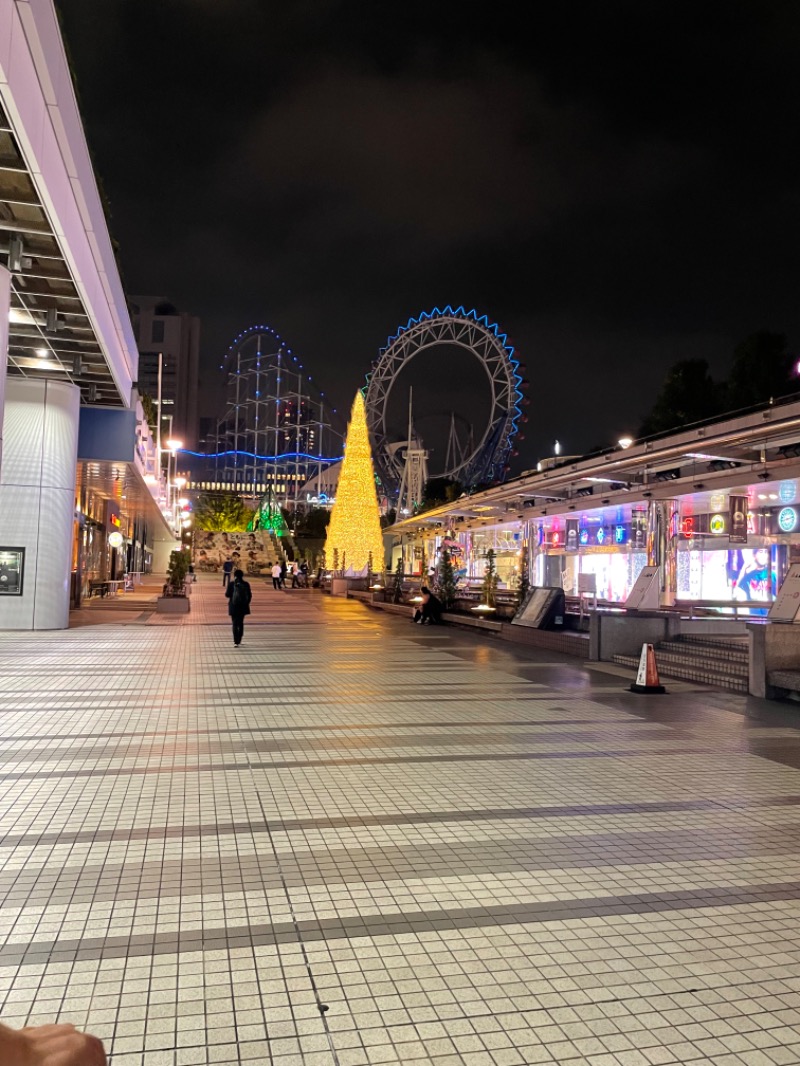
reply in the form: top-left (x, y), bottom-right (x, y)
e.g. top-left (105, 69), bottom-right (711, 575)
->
top-left (2, 576), bottom-right (800, 1064)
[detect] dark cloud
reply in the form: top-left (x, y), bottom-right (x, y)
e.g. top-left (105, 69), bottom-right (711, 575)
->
top-left (56, 0), bottom-right (800, 466)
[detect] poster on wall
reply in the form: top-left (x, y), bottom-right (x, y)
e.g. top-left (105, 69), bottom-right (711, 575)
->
top-left (194, 531), bottom-right (276, 575)
top-left (0, 547), bottom-right (25, 596)
top-left (632, 510), bottom-right (647, 550)
top-left (565, 519), bottom-right (579, 552)
top-left (729, 495), bottom-right (748, 544)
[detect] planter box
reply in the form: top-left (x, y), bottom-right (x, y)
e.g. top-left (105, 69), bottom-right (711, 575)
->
top-left (156, 596), bottom-right (190, 614)
top-left (331, 577), bottom-right (350, 597)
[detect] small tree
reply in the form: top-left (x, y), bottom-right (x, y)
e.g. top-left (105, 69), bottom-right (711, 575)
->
top-left (195, 492), bottom-right (252, 532)
top-left (392, 555), bottom-right (404, 604)
top-left (638, 359), bottom-right (722, 437)
top-left (165, 549), bottom-right (190, 596)
top-left (435, 547), bottom-right (458, 609)
top-left (726, 331), bottom-right (795, 409)
top-left (482, 548), bottom-right (498, 608)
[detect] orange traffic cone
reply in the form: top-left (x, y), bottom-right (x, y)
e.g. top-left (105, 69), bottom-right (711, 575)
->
top-left (630, 643), bottom-right (666, 694)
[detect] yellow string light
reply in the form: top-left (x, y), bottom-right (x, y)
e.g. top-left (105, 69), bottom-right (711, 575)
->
top-left (325, 391), bottom-right (386, 572)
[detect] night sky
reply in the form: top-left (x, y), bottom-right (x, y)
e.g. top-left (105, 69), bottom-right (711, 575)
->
top-left (57, 0), bottom-right (800, 472)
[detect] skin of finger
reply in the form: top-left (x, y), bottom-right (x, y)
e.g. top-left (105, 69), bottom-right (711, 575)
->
top-left (18, 1025), bottom-right (107, 1066)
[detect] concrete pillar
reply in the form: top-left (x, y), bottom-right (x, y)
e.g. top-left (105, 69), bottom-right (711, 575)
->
top-left (647, 499), bottom-right (679, 607)
top-left (0, 378), bottom-right (80, 630)
top-left (0, 265), bottom-right (10, 473)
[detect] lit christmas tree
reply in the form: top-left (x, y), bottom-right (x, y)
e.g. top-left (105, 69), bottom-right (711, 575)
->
top-left (325, 391), bottom-right (386, 573)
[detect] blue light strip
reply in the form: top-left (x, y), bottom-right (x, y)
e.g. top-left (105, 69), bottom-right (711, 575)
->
top-left (179, 449), bottom-right (343, 462)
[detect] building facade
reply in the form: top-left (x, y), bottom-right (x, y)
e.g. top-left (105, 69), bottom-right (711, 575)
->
top-left (390, 398), bottom-right (800, 619)
top-left (130, 296), bottom-right (200, 449)
top-left (0, 1), bottom-right (177, 629)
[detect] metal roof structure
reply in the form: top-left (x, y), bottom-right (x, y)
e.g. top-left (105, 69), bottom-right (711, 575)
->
top-left (0, 2), bottom-right (136, 406)
top-left (389, 396), bottom-right (800, 534)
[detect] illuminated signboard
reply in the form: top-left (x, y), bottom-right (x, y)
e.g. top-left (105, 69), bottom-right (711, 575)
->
top-left (108, 531), bottom-right (124, 548)
top-left (104, 499), bottom-right (121, 532)
top-left (579, 529), bottom-right (589, 546)
top-left (595, 527), bottom-right (606, 545)
top-left (778, 506), bottom-right (798, 533)
top-left (681, 516), bottom-right (695, 539)
top-left (614, 525), bottom-right (627, 544)
top-left (709, 514), bottom-right (726, 535)
top-left (0, 547), bottom-right (25, 596)
top-left (780, 481), bottom-right (797, 503)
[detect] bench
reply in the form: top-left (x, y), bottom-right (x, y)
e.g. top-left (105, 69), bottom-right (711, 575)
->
top-left (88, 580), bottom-right (110, 598)
top-left (767, 670), bottom-right (800, 697)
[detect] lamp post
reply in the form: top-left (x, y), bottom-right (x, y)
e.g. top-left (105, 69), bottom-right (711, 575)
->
top-left (165, 438), bottom-right (183, 514)
top-left (173, 475), bottom-right (187, 531)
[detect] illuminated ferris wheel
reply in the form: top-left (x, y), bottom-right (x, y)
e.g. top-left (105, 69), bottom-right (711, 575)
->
top-left (364, 306), bottom-right (527, 489)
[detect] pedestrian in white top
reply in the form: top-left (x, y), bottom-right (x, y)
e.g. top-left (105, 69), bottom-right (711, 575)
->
top-left (271, 562), bottom-right (283, 591)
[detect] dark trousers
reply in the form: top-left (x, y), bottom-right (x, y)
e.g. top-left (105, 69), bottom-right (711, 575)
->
top-left (231, 613), bottom-right (245, 645)
top-left (272, 577), bottom-right (281, 590)
top-left (223, 572), bottom-right (231, 587)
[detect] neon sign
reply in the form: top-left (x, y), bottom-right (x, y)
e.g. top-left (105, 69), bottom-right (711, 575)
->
top-left (681, 516), bottom-right (694, 539)
top-left (709, 514), bottom-right (726, 535)
top-left (595, 527), bottom-right (605, 544)
top-left (778, 506), bottom-right (798, 533)
top-left (780, 481), bottom-right (797, 503)
top-left (614, 525), bottom-right (627, 544)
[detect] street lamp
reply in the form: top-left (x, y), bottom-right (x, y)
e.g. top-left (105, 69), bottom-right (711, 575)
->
top-left (618, 436), bottom-right (634, 449)
top-left (162, 440), bottom-right (183, 514)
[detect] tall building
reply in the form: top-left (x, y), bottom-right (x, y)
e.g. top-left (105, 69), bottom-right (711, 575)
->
top-left (131, 297), bottom-right (200, 448)
top-left (0, 1), bottom-right (178, 629)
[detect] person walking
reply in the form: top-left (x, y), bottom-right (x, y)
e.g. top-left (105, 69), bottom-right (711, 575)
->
top-left (271, 561), bottom-right (283, 591)
top-left (280, 558), bottom-right (288, 588)
top-left (225, 569), bottom-right (252, 646)
top-left (222, 557), bottom-right (234, 588)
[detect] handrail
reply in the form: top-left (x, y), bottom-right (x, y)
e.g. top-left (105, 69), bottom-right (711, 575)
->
top-left (674, 598), bottom-right (768, 619)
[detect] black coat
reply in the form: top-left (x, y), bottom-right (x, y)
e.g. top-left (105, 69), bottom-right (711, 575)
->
top-left (226, 579), bottom-right (252, 616)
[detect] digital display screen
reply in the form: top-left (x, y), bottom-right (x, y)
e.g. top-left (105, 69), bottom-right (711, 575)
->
top-left (677, 547), bottom-right (778, 603)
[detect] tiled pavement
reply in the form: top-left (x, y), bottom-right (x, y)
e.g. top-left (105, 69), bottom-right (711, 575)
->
top-left (3, 579), bottom-right (800, 1064)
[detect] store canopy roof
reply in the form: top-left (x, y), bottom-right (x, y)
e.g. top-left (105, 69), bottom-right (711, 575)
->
top-left (390, 396), bottom-right (800, 534)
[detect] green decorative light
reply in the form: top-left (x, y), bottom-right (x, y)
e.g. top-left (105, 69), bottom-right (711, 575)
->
top-left (247, 488), bottom-right (288, 534)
